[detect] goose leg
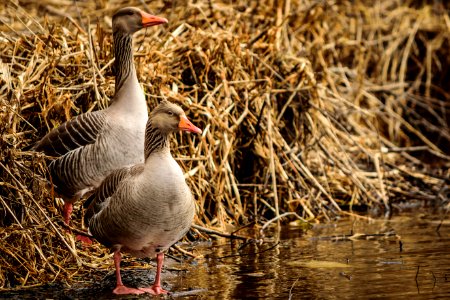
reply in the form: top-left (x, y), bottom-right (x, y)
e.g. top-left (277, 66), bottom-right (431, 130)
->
top-left (112, 251), bottom-right (145, 295)
top-left (63, 202), bottom-right (73, 225)
top-left (139, 253), bottom-right (168, 295)
top-left (62, 202), bottom-right (92, 244)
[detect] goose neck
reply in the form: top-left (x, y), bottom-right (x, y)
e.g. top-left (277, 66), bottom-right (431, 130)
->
top-left (144, 121), bottom-right (171, 160)
top-left (113, 32), bottom-right (136, 94)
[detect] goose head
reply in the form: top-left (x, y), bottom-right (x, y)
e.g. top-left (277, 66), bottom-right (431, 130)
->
top-left (112, 7), bottom-right (168, 35)
top-left (151, 100), bottom-right (202, 135)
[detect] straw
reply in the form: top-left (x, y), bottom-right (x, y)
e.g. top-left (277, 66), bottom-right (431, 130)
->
top-left (1, 0), bottom-right (449, 289)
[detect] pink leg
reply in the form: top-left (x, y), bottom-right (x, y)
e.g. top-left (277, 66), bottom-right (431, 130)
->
top-left (62, 202), bottom-right (92, 245)
top-left (139, 253), bottom-right (169, 295)
top-left (63, 202), bottom-right (73, 225)
top-left (112, 251), bottom-right (145, 295)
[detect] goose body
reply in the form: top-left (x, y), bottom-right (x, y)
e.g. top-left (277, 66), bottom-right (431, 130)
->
top-left (85, 100), bottom-right (202, 295)
top-left (90, 152), bottom-right (193, 258)
top-left (33, 7), bottom-right (168, 224)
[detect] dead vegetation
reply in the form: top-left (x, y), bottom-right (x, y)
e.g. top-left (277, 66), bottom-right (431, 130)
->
top-left (0, 0), bottom-right (449, 289)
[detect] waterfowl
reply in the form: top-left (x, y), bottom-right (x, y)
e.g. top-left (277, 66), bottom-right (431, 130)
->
top-left (33, 7), bottom-right (168, 225)
top-left (84, 100), bottom-right (201, 295)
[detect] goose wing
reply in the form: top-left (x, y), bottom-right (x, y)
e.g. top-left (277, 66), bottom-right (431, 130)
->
top-left (33, 110), bottom-right (107, 156)
top-left (84, 164), bottom-right (144, 226)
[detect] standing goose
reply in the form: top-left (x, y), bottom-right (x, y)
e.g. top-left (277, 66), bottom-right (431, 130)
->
top-left (33, 7), bottom-right (168, 225)
top-left (84, 100), bottom-right (202, 295)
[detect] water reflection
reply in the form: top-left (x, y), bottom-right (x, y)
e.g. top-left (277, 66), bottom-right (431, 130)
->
top-left (172, 213), bottom-right (450, 299)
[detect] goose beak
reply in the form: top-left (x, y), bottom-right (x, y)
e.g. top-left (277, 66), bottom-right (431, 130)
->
top-left (179, 115), bottom-right (202, 134)
top-left (140, 12), bottom-right (168, 28)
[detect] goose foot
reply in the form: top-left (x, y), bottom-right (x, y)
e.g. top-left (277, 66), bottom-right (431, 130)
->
top-left (113, 284), bottom-right (145, 295)
top-left (139, 286), bottom-right (168, 295)
top-left (76, 235), bottom-right (93, 245)
top-left (137, 252), bottom-right (169, 295)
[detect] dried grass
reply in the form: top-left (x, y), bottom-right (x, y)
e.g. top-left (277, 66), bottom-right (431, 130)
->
top-left (1, 0), bottom-right (449, 289)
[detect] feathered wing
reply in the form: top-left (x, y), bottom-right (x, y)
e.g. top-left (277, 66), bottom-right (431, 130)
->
top-left (84, 164), bottom-right (144, 227)
top-left (33, 111), bottom-right (107, 156)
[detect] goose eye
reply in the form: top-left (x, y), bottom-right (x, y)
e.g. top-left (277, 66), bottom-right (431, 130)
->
top-left (167, 111), bottom-right (174, 116)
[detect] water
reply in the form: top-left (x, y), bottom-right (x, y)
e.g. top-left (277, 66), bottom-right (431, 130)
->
top-left (1, 213), bottom-right (449, 299)
top-left (171, 213), bottom-right (450, 299)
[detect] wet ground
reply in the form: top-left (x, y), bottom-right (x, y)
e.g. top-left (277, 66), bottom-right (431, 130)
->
top-left (1, 212), bottom-right (449, 299)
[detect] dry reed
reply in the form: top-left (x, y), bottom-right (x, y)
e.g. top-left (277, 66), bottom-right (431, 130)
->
top-left (1, 0), bottom-right (449, 289)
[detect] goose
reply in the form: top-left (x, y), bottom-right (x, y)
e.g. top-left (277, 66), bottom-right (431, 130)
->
top-left (84, 100), bottom-right (202, 295)
top-left (33, 7), bottom-right (168, 225)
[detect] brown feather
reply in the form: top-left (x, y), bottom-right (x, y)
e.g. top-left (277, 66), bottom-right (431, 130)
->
top-left (33, 111), bottom-right (106, 156)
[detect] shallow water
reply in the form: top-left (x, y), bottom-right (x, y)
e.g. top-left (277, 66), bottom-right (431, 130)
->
top-left (170, 213), bottom-right (450, 299)
top-left (1, 213), bottom-right (449, 299)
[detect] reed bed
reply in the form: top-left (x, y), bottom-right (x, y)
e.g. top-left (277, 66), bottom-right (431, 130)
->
top-left (1, 0), bottom-right (449, 289)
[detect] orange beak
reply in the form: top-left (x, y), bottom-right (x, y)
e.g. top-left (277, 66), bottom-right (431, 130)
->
top-left (178, 115), bottom-right (202, 134)
top-left (140, 11), bottom-right (168, 27)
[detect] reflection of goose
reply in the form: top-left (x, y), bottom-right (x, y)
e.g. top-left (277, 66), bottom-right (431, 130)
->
top-left (33, 7), bottom-right (168, 224)
top-left (85, 100), bottom-right (201, 295)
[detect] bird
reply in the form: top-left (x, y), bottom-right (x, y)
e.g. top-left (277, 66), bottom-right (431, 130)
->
top-left (33, 7), bottom-right (168, 225)
top-left (84, 100), bottom-right (202, 295)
